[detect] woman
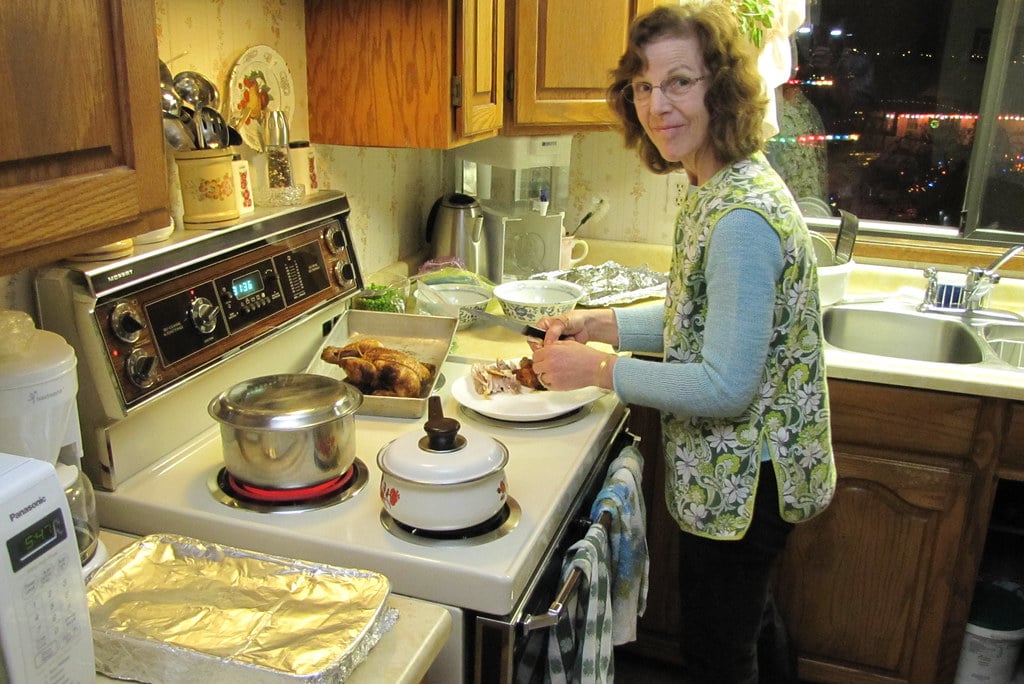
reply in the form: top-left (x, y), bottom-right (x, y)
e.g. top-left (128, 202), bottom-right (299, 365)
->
top-left (529, 4), bottom-right (837, 682)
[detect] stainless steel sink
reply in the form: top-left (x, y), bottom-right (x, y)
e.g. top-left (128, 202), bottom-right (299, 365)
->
top-left (979, 322), bottom-right (1024, 369)
top-left (823, 307), bottom-right (986, 364)
top-left (823, 303), bottom-right (1024, 369)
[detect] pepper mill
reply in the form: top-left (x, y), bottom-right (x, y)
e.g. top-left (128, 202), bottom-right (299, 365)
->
top-left (258, 111), bottom-right (303, 205)
top-left (263, 110), bottom-right (294, 189)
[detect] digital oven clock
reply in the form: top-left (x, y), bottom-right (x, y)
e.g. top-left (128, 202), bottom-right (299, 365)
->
top-left (231, 270), bottom-right (265, 299)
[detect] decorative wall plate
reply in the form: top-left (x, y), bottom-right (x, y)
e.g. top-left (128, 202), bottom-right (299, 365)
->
top-left (228, 45), bottom-right (295, 151)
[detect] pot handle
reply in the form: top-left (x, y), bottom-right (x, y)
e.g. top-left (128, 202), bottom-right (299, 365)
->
top-left (423, 396), bottom-right (461, 451)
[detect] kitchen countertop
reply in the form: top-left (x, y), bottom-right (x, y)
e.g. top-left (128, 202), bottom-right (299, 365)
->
top-left (435, 247), bottom-right (1024, 401)
top-left (94, 531), bottom-right (452, 684)
top-left (381, 244), bottom-right (1024, 401)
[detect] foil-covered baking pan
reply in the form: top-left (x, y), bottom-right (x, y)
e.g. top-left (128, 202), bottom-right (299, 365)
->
top-left (88, 534), bottom-right (397, 684)
top-left (306, 309), bottom-right (456, 418)
top-left (531, 261), bottom-right (668, 307)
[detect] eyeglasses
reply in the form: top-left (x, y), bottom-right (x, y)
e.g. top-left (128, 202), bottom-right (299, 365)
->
top-left (621, 75), bottom-right (707, 104)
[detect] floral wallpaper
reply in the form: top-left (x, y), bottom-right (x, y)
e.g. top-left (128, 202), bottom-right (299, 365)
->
top-left (570, 132), bottom-right (679, 246)
top-left (1, 0), bottom-right (675, 315)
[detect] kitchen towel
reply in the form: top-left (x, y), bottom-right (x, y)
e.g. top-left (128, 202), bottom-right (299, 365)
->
top-left (546, 522), bottom-right (613, 684)
top-left (590, 444), bottom-right (649, 646)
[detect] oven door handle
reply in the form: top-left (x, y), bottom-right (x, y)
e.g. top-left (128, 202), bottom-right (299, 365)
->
top-left (520, 509), bottom-right (613, 634)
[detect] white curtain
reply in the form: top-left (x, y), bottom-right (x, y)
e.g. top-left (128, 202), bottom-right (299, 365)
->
top-left (757, 0), bottom-right (808, 139)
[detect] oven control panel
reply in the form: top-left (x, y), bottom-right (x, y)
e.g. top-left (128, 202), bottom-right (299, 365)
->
top-left (94, 217), bottom-right (360, 407)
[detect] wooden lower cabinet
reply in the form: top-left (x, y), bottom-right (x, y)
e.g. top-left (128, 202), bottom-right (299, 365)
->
top-left (776, 451), bottom-right (972, 683)
top-left (623, 379), bottom-right (1008, 683)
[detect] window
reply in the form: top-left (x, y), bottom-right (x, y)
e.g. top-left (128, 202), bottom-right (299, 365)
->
top-left (766, 0), bottom-right (1023, 244)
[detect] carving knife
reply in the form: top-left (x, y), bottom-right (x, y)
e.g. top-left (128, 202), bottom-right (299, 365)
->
top-left (466, 308), bottom-right (550, 338)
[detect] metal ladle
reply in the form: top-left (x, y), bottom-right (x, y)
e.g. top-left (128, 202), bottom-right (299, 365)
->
top-left (173, 71), bottom-right (220, 110)
top-left (174, 71), bottom-right (219, 149)
top-left (162, 112), bottom-right (196, 151)
top-left (160, 84), bottom-right (182, 117)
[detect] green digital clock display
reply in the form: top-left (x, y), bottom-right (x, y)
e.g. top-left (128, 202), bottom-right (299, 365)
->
top-left (6, 508), bottom-right (67, 573)
top-left (232, 271), bottom-right (264, 300)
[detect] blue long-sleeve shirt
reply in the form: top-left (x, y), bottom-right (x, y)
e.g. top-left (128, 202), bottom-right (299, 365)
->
top-left (611, 208), bottom-right (783, 419)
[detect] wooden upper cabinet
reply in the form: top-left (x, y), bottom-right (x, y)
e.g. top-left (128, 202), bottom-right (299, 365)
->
top-left (305, 0), bottom-right (505, 149)
top-left (503, 0), bottom-right (658, 136)
top-left (0, 0), bottom-right (169, 276)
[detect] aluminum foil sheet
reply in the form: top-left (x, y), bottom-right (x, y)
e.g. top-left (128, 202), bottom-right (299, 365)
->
top-left (531, 261), bottom-right (668, 307)
top-left (87, 534), bottom-right (397, 684)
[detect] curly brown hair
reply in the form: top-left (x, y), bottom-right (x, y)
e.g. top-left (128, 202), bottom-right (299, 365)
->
top-left (607, 2), bottom-right (768, 174)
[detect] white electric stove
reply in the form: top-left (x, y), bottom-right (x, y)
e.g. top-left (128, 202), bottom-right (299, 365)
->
top-left (93, 355), bottom-right (625, 617)
top-left (34, 194), bottom-right (630, 683)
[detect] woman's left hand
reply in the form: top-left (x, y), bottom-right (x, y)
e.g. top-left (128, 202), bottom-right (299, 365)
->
top-left (528, 340), bottom-right (614, 391)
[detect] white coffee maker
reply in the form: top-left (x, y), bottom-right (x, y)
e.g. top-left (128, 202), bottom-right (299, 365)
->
top-left (0, 310), bottom-right (105, 577)
top-left (453, 135), bottom-right (573, 280)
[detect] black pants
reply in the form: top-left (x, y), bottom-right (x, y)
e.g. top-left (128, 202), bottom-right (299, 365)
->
top-left (675, 466), bottom-right (797, 683)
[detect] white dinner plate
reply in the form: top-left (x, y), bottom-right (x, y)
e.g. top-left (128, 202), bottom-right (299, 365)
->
top-left (451, 373), bottom-right (606, 422)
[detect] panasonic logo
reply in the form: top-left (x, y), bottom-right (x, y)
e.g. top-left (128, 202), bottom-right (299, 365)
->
top-left (29, 387), bottom-right (64, 404)
top-left (9, 495), bottom-right (47, 521)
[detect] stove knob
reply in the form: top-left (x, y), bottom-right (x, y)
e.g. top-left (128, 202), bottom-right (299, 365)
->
top-left (111, 302), bottom-right (145, 343)
top-left (333, 260), bottom-right (356, 285)
top-left (126, 348), bottom-right (157, 389)
top-left (324, 222), bottom-right (347, 254)
top-left (189, 297), bottom-right (219, 334)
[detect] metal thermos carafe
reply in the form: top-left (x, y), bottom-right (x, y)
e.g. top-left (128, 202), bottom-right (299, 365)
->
top-left (425, 193), bottom-right (486, 275)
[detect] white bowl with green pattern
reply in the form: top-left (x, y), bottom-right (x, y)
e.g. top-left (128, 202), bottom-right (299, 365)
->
top-left (493, 279), bottom-right (586, 324)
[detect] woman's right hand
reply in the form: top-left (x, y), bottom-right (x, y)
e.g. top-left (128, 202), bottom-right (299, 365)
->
top-left (534, 313), bottom-right (587, 346)
top-left (530, 308), bottom-right (618, 349)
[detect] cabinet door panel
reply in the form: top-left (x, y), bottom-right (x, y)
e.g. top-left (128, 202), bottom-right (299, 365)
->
top-left (306, 0), bottom-right (502, 149)
top-left (306, 0), bottom-right (452, 149)
top-left (777, 451), bottom-right (971, 684)
top-left (507, 0), bottom-right (656, 133)
top-left (458, 0), bottom-right (504, 139)
top-left (0, 0), bottom-right (167, 272)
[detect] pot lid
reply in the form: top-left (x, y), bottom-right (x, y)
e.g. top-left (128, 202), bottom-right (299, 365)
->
top-left (378, 397), bottom-right (508, 484)
top-left (208, 373), bottom-right (363, 430)
top-left (0, 311), bottom-right (76, 390)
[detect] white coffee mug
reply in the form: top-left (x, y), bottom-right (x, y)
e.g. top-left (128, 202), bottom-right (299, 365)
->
top-left (559, 236), bottom-right (589, 269)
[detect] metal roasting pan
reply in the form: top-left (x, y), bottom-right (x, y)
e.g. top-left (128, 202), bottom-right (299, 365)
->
top-left (305, 309), bottom-right (457, 419)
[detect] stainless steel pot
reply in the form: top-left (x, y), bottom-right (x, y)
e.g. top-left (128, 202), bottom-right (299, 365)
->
top-left (377, 396), bottom-right (508, 530)
top-left (208, 374), bottom-right (363, 488)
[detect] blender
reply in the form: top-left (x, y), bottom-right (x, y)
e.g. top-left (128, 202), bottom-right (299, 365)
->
top-left (0, 310), bottom-right (105, 579)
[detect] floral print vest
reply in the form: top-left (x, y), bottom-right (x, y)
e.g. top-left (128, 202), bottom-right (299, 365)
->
top-left (662, 153), bottom-right (837, 540)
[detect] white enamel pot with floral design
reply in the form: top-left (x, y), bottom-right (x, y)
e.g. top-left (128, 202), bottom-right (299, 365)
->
top-left (377, 396), bottom-right (509, 531)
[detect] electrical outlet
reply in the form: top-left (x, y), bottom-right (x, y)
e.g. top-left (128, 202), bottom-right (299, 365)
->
top-left (672, 178), bottom-right (688, 207)
top-left (667, 174), bottom-right (689, 210)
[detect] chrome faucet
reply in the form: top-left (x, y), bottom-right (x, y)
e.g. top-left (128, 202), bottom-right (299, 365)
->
top-left (919, 244), bottom-right (1022, 313)
top-left (963, 244), bottom-right (1023, 311)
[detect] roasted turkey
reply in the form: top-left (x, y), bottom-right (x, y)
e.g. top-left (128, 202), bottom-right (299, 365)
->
top-left (321, 338), bottom-right (434, 398)
top-left (470, 357), bottom-right (546, 397)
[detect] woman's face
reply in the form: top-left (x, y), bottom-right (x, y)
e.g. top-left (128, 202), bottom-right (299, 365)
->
top-left (632, 35), bottom-right (711, 172)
